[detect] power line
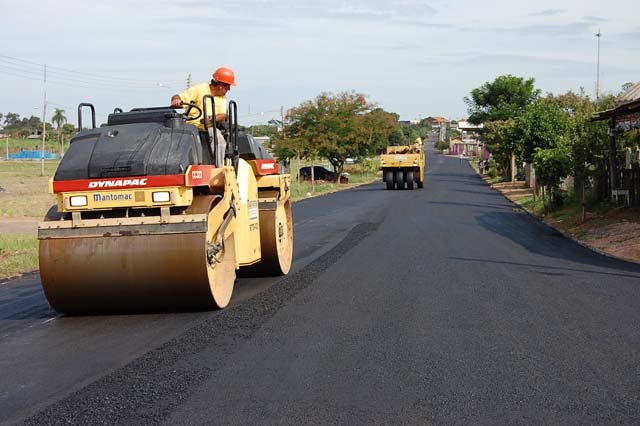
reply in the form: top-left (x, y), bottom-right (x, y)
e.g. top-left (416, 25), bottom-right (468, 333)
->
top-left (0, 54), bottom-right (185, 84)
top-left (0, 54), bottom-right (185, 90)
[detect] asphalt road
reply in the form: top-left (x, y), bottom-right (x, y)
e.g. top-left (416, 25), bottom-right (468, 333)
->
top-left (2, 143), bottom-right (640, 425)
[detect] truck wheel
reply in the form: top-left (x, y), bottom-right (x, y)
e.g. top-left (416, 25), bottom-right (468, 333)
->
top-left (385, 170), bottom-right (394, 190)
top-left (406, 170), bottom-right (414, 190)
top-left (417, 181), bottom-right (424, 189)
top-left (395, 169), bottom-right (404, 190)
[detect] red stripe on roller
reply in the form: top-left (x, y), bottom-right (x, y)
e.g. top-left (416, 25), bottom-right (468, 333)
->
top-left (254, 159), bottom-right (279, 175)
top-left (53, 174), bottom-right (185, 193)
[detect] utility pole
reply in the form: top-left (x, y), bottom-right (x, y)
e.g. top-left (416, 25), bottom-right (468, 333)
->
top-left (595, 29), bottom-right (601, 100)
top-left (187, 73), bottom-right (192, 89)
top-left (41, 64), bottom-right (47, 176)
top-left (6, 136), bottom-right (8, 160)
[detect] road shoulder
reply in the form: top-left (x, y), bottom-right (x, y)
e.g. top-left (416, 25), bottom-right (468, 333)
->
top-left (484, 176), bottom-right (640, 265)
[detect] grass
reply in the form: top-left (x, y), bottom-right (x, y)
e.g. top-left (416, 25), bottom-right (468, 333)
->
top-left (0, 160), bottom-right (58, 218)
top-left (289, 160), bottom-right (380, 201)
top-left (513, 190), bottom-right (637, 243)
top-left (0, 233), bottom-right (39, 279)
top-left (0, 160), bottom-right (58, 279)
top-left (518, 195), bottom-right (545, 215)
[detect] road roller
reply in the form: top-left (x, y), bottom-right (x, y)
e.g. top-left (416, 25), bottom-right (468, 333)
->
top-left (380, 144), bottom-right (425, 190)
top-left (38, 99), bottom-right (293, 314)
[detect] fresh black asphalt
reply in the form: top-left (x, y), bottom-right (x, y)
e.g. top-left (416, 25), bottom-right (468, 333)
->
top-left (2, 143), bottom-right (640, 425)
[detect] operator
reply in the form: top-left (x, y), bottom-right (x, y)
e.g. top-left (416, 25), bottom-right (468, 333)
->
top-left (171, 67), bottom-right (237, 166)
top-left (412, 137), bottom-right (422, 153)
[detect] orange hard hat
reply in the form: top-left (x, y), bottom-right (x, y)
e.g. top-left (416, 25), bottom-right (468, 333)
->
top-left (212, 67), bottom-right (237, 86)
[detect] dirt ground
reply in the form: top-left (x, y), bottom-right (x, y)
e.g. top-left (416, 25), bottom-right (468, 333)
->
top-left (0, 217), bottom-right (38, 235)
top-left (490, 181), bottom-right (640, 265)
top-left (543, 207), bottom-right (640, 264)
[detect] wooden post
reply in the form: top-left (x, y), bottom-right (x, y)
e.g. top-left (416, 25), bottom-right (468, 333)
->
top-left (581, 179), bottom-right (586, 223)
top-left (41, 64), bottom-right (47, 177)
top-left (531, 164), bottom-right (536, 201)
top-left (311, 159), bottom-right (315, 194)
top-left (609, 118), bottom-right (618, 192)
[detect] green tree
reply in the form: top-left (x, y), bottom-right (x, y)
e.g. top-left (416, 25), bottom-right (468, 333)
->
top-left (481, 119), bottom-right (518, 179)
top-left (465, 74), bottom-right (540, 124)
top-left (250, 124), bottom-right (279, 138)
top-left (532, 145), bottom-right (571, 210)
top-left (465, 75), bottom-right (540, 179)
top-left (516, 99), bottom-right (572, 205)
top-left (358, 108), bottom-right (400, 155)
top-left (52, 108), bottom-right (67, 155)
top-left (544, 91), bottom-right (612, 197)
top-left (418, 118), bottom-right (432, 132)
top-left (273, 91), bottom-right (394, 177)
top-left (517, 99), bottom-right (571, 163)
top-left (3, 112), bottom-right (20, 127)
top-left (388, 127), bottom-right (406, 147)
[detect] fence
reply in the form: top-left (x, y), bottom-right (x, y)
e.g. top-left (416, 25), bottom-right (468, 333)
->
top-left (7, 150), bottom-right (58, 160)
top-left (621, 162), bottom-right (640, 205)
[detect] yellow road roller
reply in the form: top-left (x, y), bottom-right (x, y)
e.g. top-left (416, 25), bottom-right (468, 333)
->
top-left (38, 99), bottom-right (293, 313)
top-left (380, 144), bottom-right (425, 190)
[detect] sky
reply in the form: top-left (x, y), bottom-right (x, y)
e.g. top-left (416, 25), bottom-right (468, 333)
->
top-left (1, 0), bottom-right (638, 127)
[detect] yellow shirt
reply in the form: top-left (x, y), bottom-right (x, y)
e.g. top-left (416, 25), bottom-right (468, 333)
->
top-left (177, 82), bottom-right (227, 130)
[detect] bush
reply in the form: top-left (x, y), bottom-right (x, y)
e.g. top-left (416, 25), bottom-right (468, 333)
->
top-left (435, 140), bottom-right (449, 150)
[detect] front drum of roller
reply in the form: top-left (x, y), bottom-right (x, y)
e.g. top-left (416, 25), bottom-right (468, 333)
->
top-left (39, 230), bottom-right (237, 314)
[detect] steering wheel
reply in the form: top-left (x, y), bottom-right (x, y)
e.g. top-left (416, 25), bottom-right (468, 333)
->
top-left (180, 102), bottom-right (202, 121)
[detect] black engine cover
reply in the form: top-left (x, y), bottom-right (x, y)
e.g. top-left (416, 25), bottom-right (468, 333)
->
top-left (55, 111), bottom-right (204, 181)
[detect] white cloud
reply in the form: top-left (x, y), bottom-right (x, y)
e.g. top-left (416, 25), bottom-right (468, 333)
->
top-left (0, 0), bottom-right (638, 125)
top-left (530, 9), bottom-right (565, 16)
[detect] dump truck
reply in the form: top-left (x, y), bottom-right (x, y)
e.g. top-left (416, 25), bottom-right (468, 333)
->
top-left (380, 144), bottom-right (425, 190)
top-left (38, 99), bottom-right (293, 313)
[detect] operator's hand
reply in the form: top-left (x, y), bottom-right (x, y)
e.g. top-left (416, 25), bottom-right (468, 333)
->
top-left (170, 95), bottom-right (182, 108)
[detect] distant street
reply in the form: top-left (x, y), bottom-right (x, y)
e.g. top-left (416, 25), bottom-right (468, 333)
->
top-left (2, 140), bottom-right (640, 425)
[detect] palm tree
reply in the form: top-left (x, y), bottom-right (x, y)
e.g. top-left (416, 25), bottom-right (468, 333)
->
top-left (51, 109), bottom-right (67, 156)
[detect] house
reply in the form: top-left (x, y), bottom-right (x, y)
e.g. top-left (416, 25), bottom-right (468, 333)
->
top-left (426, 116), bottom-right (449, 129)
top-left (27, 130), bottom-right (43, 139)
top-left (456, 119), bottom-right (483, 142)
top-left (448, 137), bottom-right (480, 157)
top-left (398, 120), bottom-right (420, 126)
top-left (592, 80), bottom-right (640, 204)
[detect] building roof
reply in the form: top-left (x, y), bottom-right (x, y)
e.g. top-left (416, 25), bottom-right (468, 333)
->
top-left (618, 81), bottom-right (640, 105)
top-left (592, 80), bottom-right (640, 122)
top-left (426, 116), bottom-right (449, 123)
top-left (457, 120), bottom-right (483, 130)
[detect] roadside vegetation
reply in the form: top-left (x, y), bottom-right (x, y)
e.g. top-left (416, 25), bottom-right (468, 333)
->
top-left (0, 234), bottom-right (38, 280)
top-left (289, 157), bottom-right (380, 200)
top-left (0, 160), bottom-right (57, 278)
top-left (0, 159), bottom-right (58, 217)
top-left (268, 91), bottom-right (430, 178)
top-left (465, 74), bottom-right (638, 215)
